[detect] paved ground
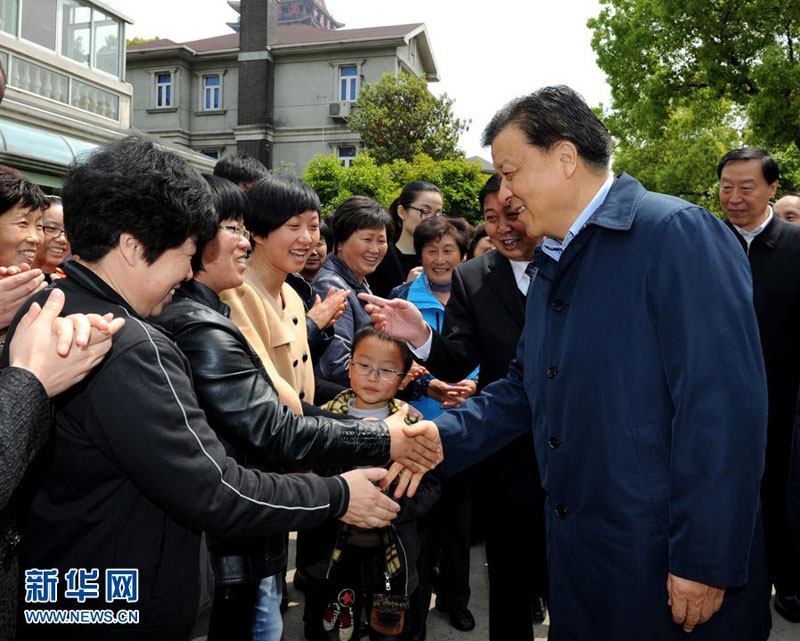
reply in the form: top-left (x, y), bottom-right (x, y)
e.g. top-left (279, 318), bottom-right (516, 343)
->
top-left (280, 534), bottom-right (797, 641)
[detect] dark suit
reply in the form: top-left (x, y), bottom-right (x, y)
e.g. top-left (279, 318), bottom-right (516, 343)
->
top-left (726, 214), bottom-right (800, 595)
top-left (423, 249), bottom-right (546, 641)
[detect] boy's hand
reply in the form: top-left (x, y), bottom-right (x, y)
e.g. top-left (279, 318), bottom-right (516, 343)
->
top-left (387, 417), bottom-right (443, 472)
top-left (340, 467), bottom-right (400, 528)
top-left (381, 462), bottom-right (428, 499)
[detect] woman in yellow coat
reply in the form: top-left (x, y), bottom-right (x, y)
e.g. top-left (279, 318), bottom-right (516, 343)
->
top-left (221, 174), bottom-right (331, 415)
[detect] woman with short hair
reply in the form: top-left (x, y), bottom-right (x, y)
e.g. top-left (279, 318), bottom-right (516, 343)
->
top-left (221, 174), bottom-right (328, 413)
top-left (312, 196), bottom-right (393, 386)
top-left (389, 216), bottom-right (478, 419)
top-left (0, 165), bottom-right (49, 333)
top-left (32, 196), bottom-right (71, 280)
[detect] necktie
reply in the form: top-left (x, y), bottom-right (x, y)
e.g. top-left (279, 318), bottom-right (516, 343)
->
top-left (522, 261), bottom-right (537, 299)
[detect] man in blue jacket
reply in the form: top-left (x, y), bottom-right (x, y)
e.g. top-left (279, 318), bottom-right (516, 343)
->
top-left (365, 85), bottom-right (770, 640)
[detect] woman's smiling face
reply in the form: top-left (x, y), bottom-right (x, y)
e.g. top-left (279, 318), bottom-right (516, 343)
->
top-left (259, 210), bottom-right (320, 276)
top-left (421, 233), bottom-right (461, 286)
top-left (337, 226), bottom-right (388, 282)
top-left (0, 201), bottom-right (43, 267)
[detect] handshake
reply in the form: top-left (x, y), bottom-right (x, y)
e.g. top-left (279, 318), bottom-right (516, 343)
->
top-left (339, 411), bottom-right (443, 529)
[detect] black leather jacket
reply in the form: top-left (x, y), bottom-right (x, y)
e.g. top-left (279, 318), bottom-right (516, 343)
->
top-left (154, 279), bottom-right (392, 583)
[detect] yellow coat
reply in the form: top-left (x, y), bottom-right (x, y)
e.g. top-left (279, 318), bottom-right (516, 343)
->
top-left (221, 268), bottom-right (314, 414)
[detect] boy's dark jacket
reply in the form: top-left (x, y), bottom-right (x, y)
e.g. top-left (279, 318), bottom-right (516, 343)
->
top-left (299, 389), bottom-right (441, 595)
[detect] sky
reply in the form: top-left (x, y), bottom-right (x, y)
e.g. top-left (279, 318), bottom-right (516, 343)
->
top-left (108, 0), bottom-right (612, 160)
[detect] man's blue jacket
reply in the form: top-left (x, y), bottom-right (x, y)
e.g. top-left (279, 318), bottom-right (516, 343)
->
top-left (435, 174), bottom-right (771, 640)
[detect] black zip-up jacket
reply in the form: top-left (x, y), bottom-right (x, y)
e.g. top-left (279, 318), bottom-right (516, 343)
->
top-left (0, 262), bottom-right (362, 639)
top-left (299, 469), bottom-right (441, 596)
top-left (153, 279), bottom-right (391, 583)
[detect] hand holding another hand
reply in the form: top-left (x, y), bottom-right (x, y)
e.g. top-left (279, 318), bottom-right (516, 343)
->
top-left (386, 417), bottom-right (443, 476)
top-left (437, 379), bottom-right (477, 409)
top-left (9, 288), bottom-right (125, 397)
top-left (339, 467), bottom-right (400, 529)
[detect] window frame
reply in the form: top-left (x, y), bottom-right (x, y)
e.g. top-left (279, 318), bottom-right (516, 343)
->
top-left (337, 145), bottom-right (357, 168)
top-left (331, 60), bottom-right (364, 104)
top-left (338, 64), bottom-right (357, 102)
top-left (150, 68), bottom-right (178, 110)
top-left (13, 0), bottom-right (123, 79)
top-left (197, 69), bottom-right (226, 113)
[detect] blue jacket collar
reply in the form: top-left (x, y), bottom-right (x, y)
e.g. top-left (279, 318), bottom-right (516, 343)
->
top-left (583, 173), bottom-right (644, 233)
top-left (406, 274), bottom-right (443, 312)
top-left (322, 254), bottom-right (364, 290)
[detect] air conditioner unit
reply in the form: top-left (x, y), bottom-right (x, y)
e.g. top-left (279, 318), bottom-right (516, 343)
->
top-left (328, 101), bottom-right (351, 120)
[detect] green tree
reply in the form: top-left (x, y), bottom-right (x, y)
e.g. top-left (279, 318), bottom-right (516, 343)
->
top-left (347, 72), bottom-right (470, 165)
top-left (126, 36), bottom-right (161, 47)
top-left (303, 153), bottom-right (487, 224)
top-left (588, 0), bottom-right (800, 207)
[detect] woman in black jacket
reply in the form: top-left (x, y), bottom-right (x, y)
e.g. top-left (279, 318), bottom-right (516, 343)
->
top-left (1, 288), bottom-right (122, 639)
top-left (154, 176), bottom-right (441, 641)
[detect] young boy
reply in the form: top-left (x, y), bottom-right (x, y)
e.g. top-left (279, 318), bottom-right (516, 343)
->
top-left (300, 325), bottom-right (441, 641)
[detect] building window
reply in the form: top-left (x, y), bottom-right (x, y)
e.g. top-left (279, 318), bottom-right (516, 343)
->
top-left (61, 0), bottom-right (91, 66)
top-left (156, 72), bottom-right (173, 108)
top-left (20, 0), bottom-right (57, 50)
top-left (338, 146), bottom-right (356, 168)
top-left (203, 74), bottom-right (221, 110)
top-left (339, 65), bottom-right (358, 102)
top-left (0, 0), bottom-right (19, 36)
top-left (14, 0), bottom-right (122, 78)
top-left (92, 8), bottom-right (120, 76)
top-left (202, 150), bottom-right (220, 160)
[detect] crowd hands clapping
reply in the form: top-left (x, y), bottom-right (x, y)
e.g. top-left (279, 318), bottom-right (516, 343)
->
top-left (2, 84), bottom-right (800, 641)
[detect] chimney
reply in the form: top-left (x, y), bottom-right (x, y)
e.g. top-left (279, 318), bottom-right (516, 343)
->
top-left (234, 0), bottom-right (276, 168)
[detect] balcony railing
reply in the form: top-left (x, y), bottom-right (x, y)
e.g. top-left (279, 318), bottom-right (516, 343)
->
top-left (4, 50), bottom-right (120, 121)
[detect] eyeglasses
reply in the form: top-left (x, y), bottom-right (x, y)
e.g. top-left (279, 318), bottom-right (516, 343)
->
top-left (349, 359), bottom-right (406, 382)
top-left (406, 205), bottom-right (444, 220)
top-left (220, 224), bottom-right (251, 240)
top-left (42, 225), bottom-right (66, 239)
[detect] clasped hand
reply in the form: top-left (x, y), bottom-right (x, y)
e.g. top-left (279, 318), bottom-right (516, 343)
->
top-left (9, 288), bottom-right (125, 396)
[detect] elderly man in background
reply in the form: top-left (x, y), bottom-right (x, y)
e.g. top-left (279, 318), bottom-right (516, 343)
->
top-left (718, 147), bottom-right (800, 623)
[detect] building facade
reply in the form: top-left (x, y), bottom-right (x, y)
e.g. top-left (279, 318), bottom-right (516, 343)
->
top-left (127, 1), bottom-right (439, 173)
top-left (0, 0), bottom-right (214, 190)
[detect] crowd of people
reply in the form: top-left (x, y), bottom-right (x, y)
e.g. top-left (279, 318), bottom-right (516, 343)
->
top-left (1, 80), bottom-right (800, 641)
